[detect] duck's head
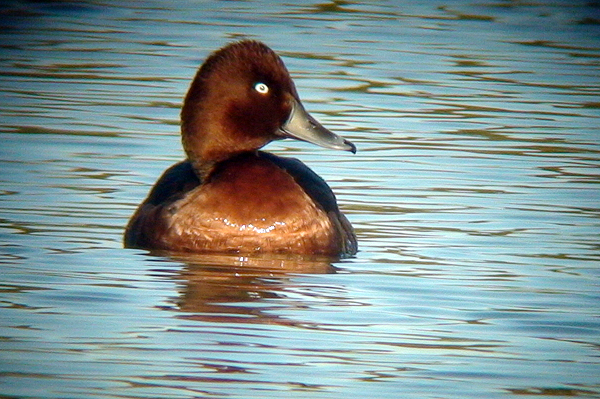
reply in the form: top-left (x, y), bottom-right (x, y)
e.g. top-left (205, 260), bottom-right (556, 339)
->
top-left (181, 40), bottom-right (356, 176)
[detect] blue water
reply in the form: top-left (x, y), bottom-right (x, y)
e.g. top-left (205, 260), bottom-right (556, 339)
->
top-left (1, 1), bottom-right (599, 398)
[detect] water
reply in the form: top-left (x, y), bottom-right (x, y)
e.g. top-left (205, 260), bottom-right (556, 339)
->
top-left (1, 1), bottom-right (599, 398)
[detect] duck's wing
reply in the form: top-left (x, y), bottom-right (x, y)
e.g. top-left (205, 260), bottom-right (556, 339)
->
top-left (124, 161), bottom-right (201, 249)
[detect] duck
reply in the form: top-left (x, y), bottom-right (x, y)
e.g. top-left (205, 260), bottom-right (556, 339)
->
top-left (124, 40), bottom-right (357, 256)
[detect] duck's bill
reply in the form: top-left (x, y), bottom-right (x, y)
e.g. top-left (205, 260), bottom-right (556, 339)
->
top-left (278, 97), bottom-right (356, 154)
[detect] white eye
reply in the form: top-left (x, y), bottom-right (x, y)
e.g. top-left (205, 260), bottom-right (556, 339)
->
top-left (254, 82), bottom-right (269, 94)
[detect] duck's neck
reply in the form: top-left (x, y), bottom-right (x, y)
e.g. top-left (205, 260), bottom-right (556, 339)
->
top-left (189, 150), bottom-right (260, 182)
top-left (189, 159), bottom-right (216, 182)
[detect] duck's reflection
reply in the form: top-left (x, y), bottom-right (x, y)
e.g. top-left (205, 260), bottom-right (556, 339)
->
top-left (156, 252), bottom-right (338, 324)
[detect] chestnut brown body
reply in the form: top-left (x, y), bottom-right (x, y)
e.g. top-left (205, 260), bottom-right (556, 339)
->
top-left (124, 41), bottom-right (357, 256)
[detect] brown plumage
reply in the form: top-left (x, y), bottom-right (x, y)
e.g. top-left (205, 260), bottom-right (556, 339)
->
top-left (124, 40), bottom-right (357, 256)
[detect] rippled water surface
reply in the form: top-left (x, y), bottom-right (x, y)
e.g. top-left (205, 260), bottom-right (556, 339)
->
top-left (1, 1), bottom-right (599, 398)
